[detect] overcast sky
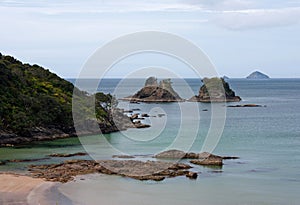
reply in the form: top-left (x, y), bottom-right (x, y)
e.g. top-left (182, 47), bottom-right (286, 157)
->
top-left (1, 0), bottom-right (300, 78)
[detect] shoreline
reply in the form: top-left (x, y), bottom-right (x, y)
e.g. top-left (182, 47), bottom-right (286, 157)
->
top-left (0, 173), bottom-right (70, 205)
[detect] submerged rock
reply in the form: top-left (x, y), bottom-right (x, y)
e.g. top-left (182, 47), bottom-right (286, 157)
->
top-left (49, 152), bottom-right (87, 158)
top-left (189, 77), bottom-right (241, 103)
top-left (8, 157), bottom-right (51, 163)
top-left (190, 158), bottom-right (223, 166)
top-left (227, 104), bottom-right (264, 108)
top-left (112, 155), bottom-right (135, 159)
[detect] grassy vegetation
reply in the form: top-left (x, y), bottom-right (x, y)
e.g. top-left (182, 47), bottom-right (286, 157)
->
top-left (0, 53), bottom-right (113, 135)
top-left (201, 77), bottom-right (236, 97)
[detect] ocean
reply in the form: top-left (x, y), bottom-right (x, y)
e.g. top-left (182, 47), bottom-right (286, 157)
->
top-left (0, 78), bottom-right (299, 205)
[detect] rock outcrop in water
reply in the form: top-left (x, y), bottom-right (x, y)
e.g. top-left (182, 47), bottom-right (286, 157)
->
top-left (246, 71), bottom-right (270, 79)
top-left (29, 159), bottom-right (196, 182)
top-left (121, 77), bottom-right (183, 102)
top-left (189, 77), bottom-right (241, 103)
top-left (154, 150), bottom-right (239, 166)
top-left (25, 150), bottom-right (239, 182)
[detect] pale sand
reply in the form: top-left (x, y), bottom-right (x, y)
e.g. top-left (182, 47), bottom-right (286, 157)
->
top-left (0, 174), bottom-right (55, 205)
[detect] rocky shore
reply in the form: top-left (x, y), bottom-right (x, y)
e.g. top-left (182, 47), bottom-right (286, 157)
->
top-left (0, 108), bottom-right (150, 147)
top-left (24, 150), bottom-right (239, 183)
top-left (28, 159), bottom-right (197, 182)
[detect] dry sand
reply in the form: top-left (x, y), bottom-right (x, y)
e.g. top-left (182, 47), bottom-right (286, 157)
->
top-left (0, 174), bottom-right (54, 205)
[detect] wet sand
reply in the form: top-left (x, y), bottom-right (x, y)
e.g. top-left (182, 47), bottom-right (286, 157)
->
top-left (0, 174), bottom-right (58, 205)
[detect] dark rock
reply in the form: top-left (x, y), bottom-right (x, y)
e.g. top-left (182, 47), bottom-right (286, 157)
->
top-left (0, 161), bottom-right (6, 166)
top-left (123, 110), bottom-right (133, 113)
top-left (112, 155), bottom-right (135, 159)
top-left (134, 122), bottom-right (151, 129)
top-left (189, 77), bottom-right (241, 103)
top-left (190, 158), bottom-right (223, 166)
top-left (141, 113), bottom-right (150, 117)
top-left (132, 175), bottom-right (165, 181)
top-left (132, 108), bottom-right (141, 111)
top-left (222, 156), bottom-right (240, 160)
top-left (227, 104), bottom-right (264, 108)
top-left (157, 114), bottom-right (166, 117)
top-left (49, 152), bottom-right (87, 158)
top-left (130, 114), bottom-right (139, 120)
top-left (186, 171), bottom-right (198, 179)
top-left (8, 157), bottom-right (50, 163)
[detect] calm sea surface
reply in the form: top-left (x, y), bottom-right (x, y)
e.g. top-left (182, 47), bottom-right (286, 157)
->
top-left (0, 78), bottom-right (299, 205)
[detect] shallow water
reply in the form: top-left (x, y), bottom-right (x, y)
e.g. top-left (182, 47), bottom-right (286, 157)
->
top-left (1, 79), bottom-right (300, 205)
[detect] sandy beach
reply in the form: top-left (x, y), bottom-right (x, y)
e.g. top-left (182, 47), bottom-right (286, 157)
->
top-left (0, 174), bottom-right (56, 205)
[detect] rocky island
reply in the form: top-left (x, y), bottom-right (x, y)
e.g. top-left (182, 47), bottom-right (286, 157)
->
top-left (189, 77), bottom-right (242, 102)
top-left (246, 71), bottom-right (270, 79)
top-left (121, 77), bottom-right (184, 102)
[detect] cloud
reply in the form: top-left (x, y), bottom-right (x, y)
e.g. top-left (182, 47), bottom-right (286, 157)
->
top-left (183, 0), bottom-right (256, 10)
top-left (213, 7), bottom-right (300, 30)
top-left (0, 0), bottom-right (204, 14)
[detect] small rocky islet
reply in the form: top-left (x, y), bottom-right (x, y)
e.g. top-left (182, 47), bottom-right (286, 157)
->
top-left (26, 149), bottom-right (239, 183)
top-left (121, 76), bottom-right (242, 103)
top-left (189, 77), bottom-right (242, 102)
top-left (121, 77), bottom-right (184, 102)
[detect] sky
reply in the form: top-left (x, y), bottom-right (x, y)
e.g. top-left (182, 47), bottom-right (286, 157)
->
top-left (0, 0), bottom-right (300, 78)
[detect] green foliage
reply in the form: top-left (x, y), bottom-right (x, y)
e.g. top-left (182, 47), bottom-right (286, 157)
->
top-left (0, 53), bottom-right (110, 134)
top-left (201, 77), bottom-right (236, 97)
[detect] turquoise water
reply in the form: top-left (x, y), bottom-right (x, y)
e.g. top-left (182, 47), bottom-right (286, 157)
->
top-left (1, 79), bottom-right (300, 204)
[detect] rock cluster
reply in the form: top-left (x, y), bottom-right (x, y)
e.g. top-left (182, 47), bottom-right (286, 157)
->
top-left (154, 150), bottom-right (239, 166)
top-left (28, 159), bottom-right (197, 183)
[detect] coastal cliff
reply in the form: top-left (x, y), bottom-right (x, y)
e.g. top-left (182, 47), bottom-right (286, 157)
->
top-left (189, 77), bottom-right (241, 102)
top-left (0, 53), bottom-right (137, 146)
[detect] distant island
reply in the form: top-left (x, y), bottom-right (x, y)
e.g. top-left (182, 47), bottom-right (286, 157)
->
top-left (223, 75), bottom-right (230, 80)
top-left (246, 71), bottom-right (270, 79)
top-left (189, 77), bottom-right (241, 103)
top-left (121, 77), bottom-right (184, 102)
